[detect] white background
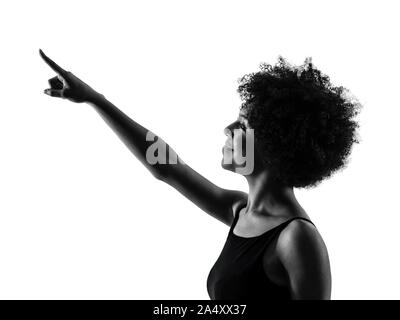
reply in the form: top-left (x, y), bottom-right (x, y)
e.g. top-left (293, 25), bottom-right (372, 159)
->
top-left (0, 0), bottom-right (399, 299)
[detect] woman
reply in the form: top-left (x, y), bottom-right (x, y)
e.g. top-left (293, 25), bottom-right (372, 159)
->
top-left (39, 49), bottom-right (360, 300)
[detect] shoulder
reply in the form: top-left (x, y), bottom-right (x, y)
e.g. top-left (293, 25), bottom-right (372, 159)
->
top-left (275, 218), bottom-right (332, 299)
top-left (276, 218), bottom-right (330, 270)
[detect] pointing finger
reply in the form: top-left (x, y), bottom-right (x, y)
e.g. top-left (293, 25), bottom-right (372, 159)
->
top-left (39, 49), bottom-right (67, 76)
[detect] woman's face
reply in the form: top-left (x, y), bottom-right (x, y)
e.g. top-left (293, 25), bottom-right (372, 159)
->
top-left (222, 114), bottom-right (255, 175)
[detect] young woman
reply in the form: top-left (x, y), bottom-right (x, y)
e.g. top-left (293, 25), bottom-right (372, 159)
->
top-left (39, 49), bottom-right (360, 300)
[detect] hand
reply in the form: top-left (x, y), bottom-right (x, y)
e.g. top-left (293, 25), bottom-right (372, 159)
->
top-left (39, 49), bottom-right (101, 103)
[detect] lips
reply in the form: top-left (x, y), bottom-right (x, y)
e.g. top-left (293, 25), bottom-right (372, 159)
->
top-left (222, 146), bottom-right (233, 154)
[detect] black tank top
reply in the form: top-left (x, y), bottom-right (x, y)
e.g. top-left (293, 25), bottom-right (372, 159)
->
top-left (207, 203), bottom-right (315, 300)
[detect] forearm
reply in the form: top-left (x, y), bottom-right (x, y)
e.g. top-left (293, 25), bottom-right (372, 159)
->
top-left (87, 94), bottom-right (177, 179)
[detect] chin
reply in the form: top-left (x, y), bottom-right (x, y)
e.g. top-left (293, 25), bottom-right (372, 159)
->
top-left (221, 158), bottom-right (235, 172)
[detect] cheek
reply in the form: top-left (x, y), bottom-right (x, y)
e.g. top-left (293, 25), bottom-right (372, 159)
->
top-left (232, 133), bottom-right (246, 155)
top-left (232, 135), bottom-right (239, 150)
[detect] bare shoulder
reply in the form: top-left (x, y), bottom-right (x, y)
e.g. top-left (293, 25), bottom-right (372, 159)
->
top-left (275, 218), bottom-right (332, 299)
top-left (273, 219), bottom-right (331, 299)
top-left (276, 219), bottom-right (329, 261)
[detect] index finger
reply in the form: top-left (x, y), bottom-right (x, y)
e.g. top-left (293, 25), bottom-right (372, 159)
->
top-left (39, 49), bottom-right (67, 76)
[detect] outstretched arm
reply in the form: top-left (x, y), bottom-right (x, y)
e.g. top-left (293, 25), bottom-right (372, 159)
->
top-left (87, 94), bottom-right (172, 180)
top-left (39, 49), bottom-right (247, 226)
top-left (87, 94), bottom-right (247, 226)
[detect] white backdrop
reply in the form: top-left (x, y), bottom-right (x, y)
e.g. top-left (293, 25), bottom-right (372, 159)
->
top-left (0, 0), bottom-right (399, 299)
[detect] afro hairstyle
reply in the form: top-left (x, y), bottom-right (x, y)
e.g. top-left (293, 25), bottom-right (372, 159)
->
top-left (237, 56), bottom-right (361, 188)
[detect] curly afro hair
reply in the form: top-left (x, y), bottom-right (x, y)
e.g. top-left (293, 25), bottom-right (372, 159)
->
top-left (237, 56), bottom-right (361, 188)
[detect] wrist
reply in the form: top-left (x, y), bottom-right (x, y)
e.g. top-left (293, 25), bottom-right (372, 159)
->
top-left (87, 92), bottom-right (106, 105)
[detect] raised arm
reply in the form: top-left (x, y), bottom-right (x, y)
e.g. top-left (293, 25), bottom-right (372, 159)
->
top-left (39, 49), bottom-right (247, 226)
top-left (87, 94), bottom-right (247, 225)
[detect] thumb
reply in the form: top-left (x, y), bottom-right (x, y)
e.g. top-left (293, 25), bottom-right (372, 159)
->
top-left (44, 89), bottom-right (64, 98)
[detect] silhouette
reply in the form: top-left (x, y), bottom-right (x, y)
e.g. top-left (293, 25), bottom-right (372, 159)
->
top-left (39, 49), bottom-right (360, 299)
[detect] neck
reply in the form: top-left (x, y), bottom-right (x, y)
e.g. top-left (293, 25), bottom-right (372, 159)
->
top-left (243, 169), bottom-right (299, 217)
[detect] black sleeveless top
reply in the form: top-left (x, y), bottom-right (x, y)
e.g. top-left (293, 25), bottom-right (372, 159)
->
top-left (207, 203), bottom-right (315, 300)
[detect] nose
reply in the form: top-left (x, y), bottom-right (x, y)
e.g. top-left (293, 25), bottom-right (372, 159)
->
top-left (224, 127), bottom-right (232, 137)
top-left (224, 121), bottom-right (238, 137)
